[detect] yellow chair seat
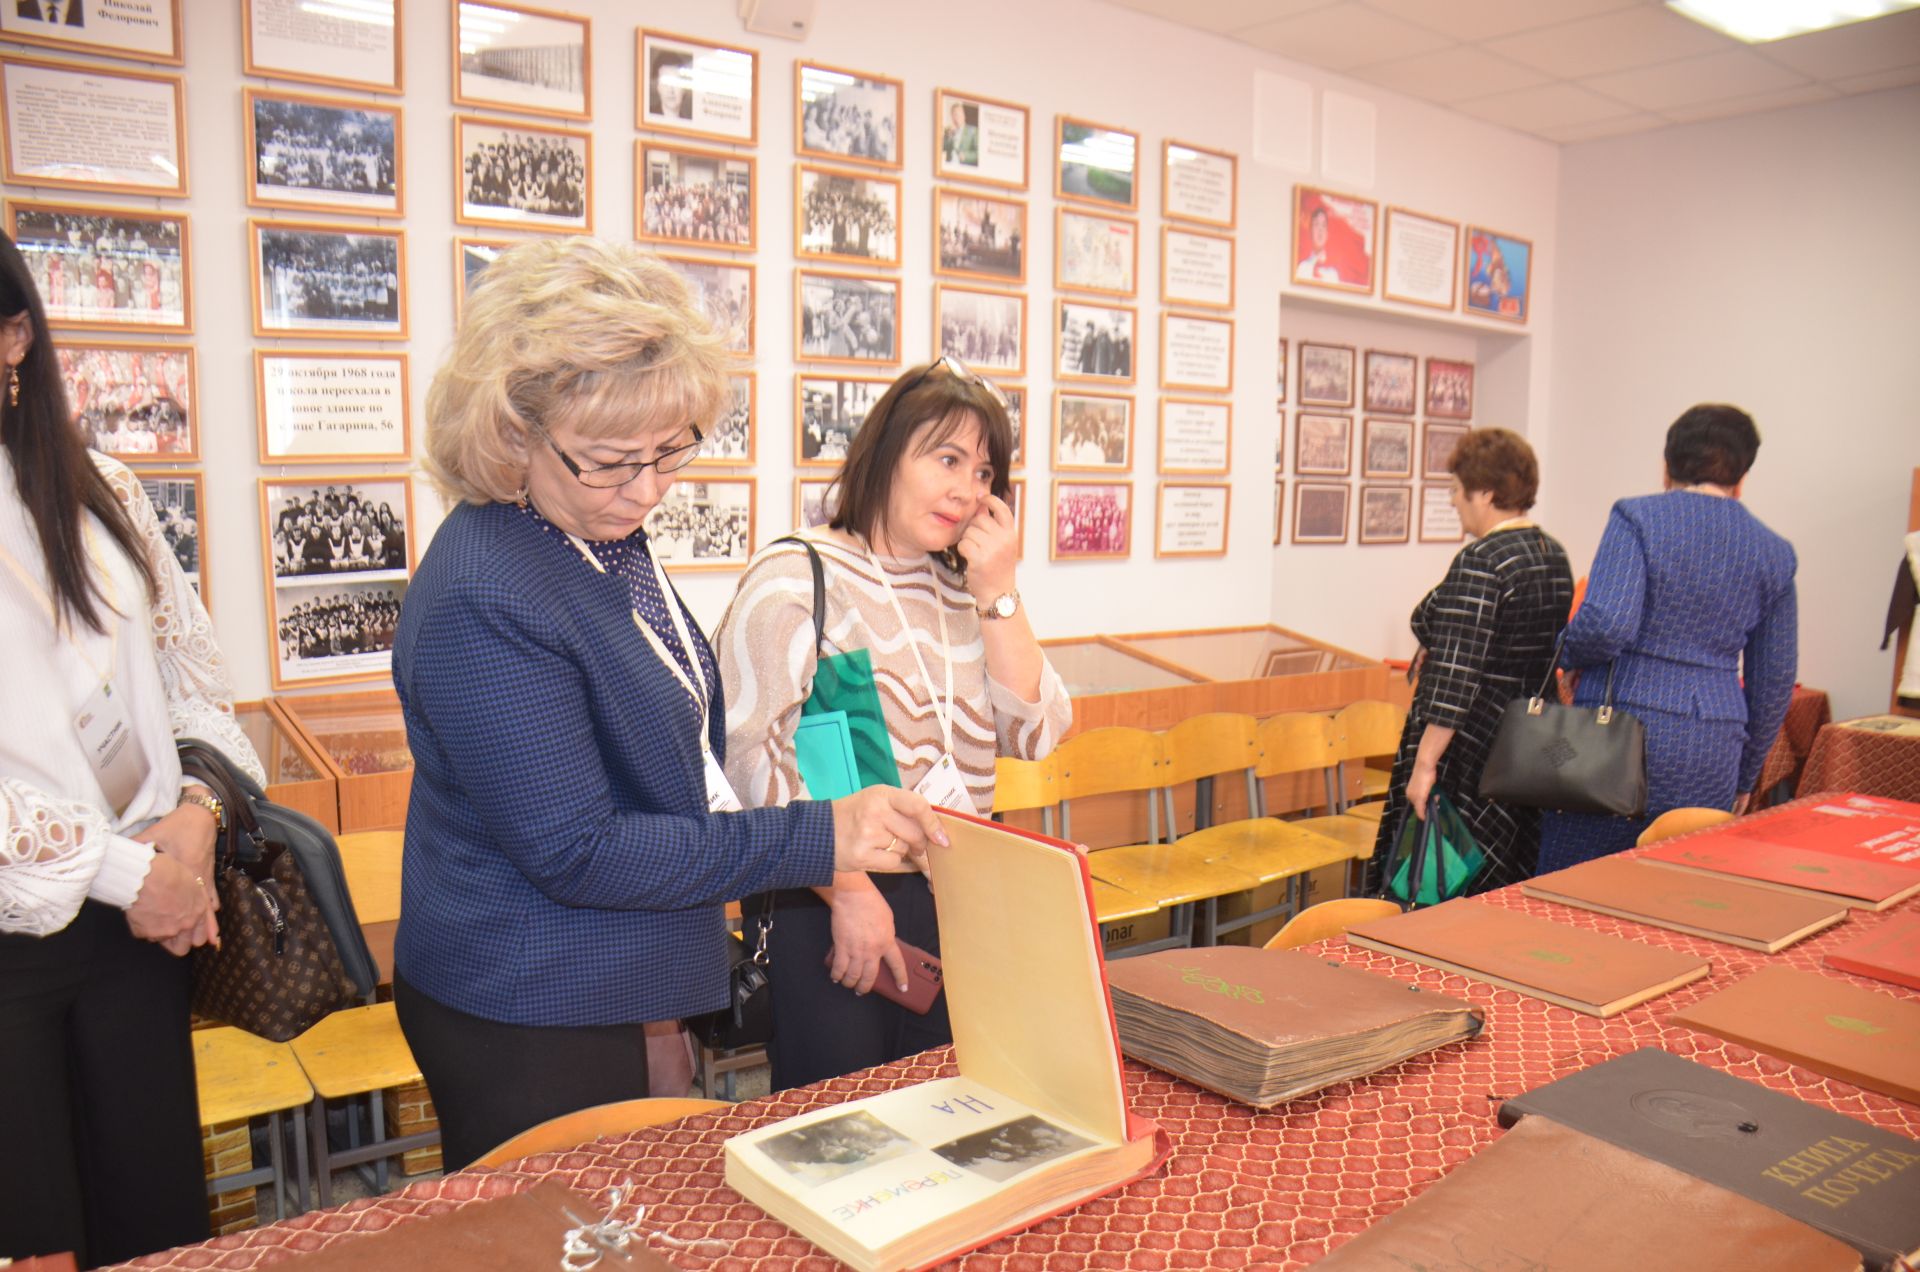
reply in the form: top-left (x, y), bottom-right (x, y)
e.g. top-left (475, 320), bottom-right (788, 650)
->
top-left (1180, 819), bottom-right (1358, 885)
top-left (475, 1097), bottom-right (728, 1168)
top-left (1091, 878), bottom-right (1159, 924)
top-left (288, 1001), bottom-right (421, 1101)
top-left (1344, 800), bottom-right (1388, 823)
top-left (1291, 814), bottom-right (1387, 861)
top-left (1085, 842), bottom-right (1262, 909)
top-left (195, 1026), bottom-right (313, 1125)
top-left (1358, 768), bottom-right (1391, 800)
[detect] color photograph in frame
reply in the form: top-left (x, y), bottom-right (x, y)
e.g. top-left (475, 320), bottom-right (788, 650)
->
top-left (1423, 422), bottom-right (1469, 480)
top-left (1160, 312), bottom-right (1233, 394)
top-left (1361, 418), bottom-right (1413, 480)
top-left (245, 87), bottom-right (402, 217)
top-left (1052, 390), bottom-right (1132, 473)
top-left (1, 55), bottom-right (186, 197)
top-left (0, 0), bottom-right (181, 64)
top-left (934, 87), bottom-right (1027, 190)
top-left (244, 0), bottom-right (399, 95)
top-left (637, 139), bottom-right (751, 250)
top-left (456, 115), bottom-right (591, 233)
top-left (258, 473), bottom-right (413, 689)
top-left (1155, 481), bottom-right (1229, 559)
top-left (61, 341), bottom-right (195, 460)
top-left (1056, 299), bottom-right (1135, 386)
top-left (796, 62), bottom-right (902, 170)
top-left (1295, 412), bottom-right (1352, 477)
top-left (795, 373), bottom-right (888, 467)
top-left (1420, 483), bottom-right (1464, 543)
top-left (1161, 225), bottom-right (1233, 310)
top-left (1425, 356), bottom-right (1474, 420)
top-left (934, 187), bottom-right (1026, 286)
top-left (1363, 349), bottom-right (1417, 415)
top-left (1382, 206), bottom-right (1459, 311)
top-left (1055, 115), bottom-right (1137, 211)
top-left (255, 349), bottom-right (411, 463)
top-left (250, 219), bottom-right (406, 339)
top-left (1055, 207), bottom-right (1136, 298)
top-left (638, 29), bottom-right (756, 144)
top-left (1162, 140), bottom-right (1235, 229)
top-left (796, 163), bottom-right (898, 267)
top-left (138, 471), bottom-right (204, 608)
top-left (453, 1), bottom-right (590, 121)
top-left (1465, 225), bottom-right (1532, 324)
top-left (934, 283), bottom-right (1024, 379)
top-left (645, 477), bottom-right (754, 572)
top-left (691, 372), bottom-right (754, 467)
top-left (1157, 397), bottom-right (1230, 476)
top-left (795, 269), bottom-right (899, 366)
top-left (1051, 480), bottom-right (1131, 562)
top-left (454, 236), bottom-right (513, 314)
top-left (1359, 485), bottom-right (1412, 545)
top-left (1292, 481), bottom-right (1349, 546)
top-left (1296, 340), bottom-right (1354, 408)
top-left (7, 199), bottom-right (190, 333)
top-left (660, 254), bottom-right (754, 356)
top-left (1291, 185), bottom-right (1376, 295)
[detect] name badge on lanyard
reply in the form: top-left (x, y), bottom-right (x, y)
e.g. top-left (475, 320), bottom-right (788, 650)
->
top-left (914, 751), bottom-right (973, 813)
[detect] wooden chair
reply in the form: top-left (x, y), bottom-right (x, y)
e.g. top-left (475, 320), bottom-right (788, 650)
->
top-left (195, 1026), bottom-right (314, 1220)
top-left (472, 1097), bottom-right (728, 1168)
top-left (338, 829), bottom-right (402, 986)
top-left (1262, 898), bottom-right (1404, 951)
top-left (1635, 807), bottom-right (1734, 846)
top-left (993, 753), bottom-right (1058, 836)
top-left (1329, 701), bottom-right (1407, 823)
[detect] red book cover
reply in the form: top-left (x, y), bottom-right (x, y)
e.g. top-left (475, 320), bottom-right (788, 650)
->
top-left (1825, 913), bottom-right (1920, 993)
top-left (1717, 797), bottom-right (1920, 867)
top-left (1641, 836), bottom-right (1920, 910)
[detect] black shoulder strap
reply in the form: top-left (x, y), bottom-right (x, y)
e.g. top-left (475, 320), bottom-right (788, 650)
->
top-left (769, 535), bottom-right (825, 651)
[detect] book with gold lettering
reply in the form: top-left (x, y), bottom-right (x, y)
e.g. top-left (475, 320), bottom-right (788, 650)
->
top-left (1524, 857), bottom-right (1851, 953)
top-left (723, 812), bottom-right (1168, 1272)
top-left (1498, 1047), bottom-right (1919, 1270)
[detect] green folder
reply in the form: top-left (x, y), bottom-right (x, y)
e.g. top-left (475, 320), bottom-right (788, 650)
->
top-left (794, 710), bottom-right (862, 800)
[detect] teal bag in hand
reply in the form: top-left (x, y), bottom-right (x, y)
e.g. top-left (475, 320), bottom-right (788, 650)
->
top-left (1385, 790), bottom-right (1487, 908)
top-left (775, 537), bottom-right (902, 797)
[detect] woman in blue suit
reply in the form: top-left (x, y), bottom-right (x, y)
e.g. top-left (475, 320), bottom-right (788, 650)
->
top-left (1537, 404), bottom-right (1797, 872)
top-left (394, 238), bottom-right (943, 1169)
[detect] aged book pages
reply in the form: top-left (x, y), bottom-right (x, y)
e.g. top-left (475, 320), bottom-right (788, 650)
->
top-left (1525, 857), bottom-right (1850, 952)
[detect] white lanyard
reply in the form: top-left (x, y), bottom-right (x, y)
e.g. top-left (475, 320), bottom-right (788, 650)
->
top-left (862, 540), bottom-right (954, 757)
top-left (562, 531), bottom-right (714, 752)
top-left (0, 519), bottom-right (120, 683)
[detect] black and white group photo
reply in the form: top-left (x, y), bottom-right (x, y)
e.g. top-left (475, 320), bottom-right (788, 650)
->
top-left (62, 344), bottom-right (193, 458)
top-left (663, 256), bottom-right (753, 353)
top-left (1057, 301), bottom-right (1134, 382)
top-left (273, 581), bottom-right (406, 684)
top-left (797, 375), bottom-right (884, 465)
top-left (1053, 483), bottom-right (1131, 558)
top-left (797, 166), bottom-right (897, 265)
top-left (936, 286), bottom-right (1023, 376)
top-left (935, 1116), bottom-right (1095, 1184)
top-left (1363, 350), bottom-right (1417, 415)
top-left (640, 145), bottom-right (753, 248)
top-left (266, 479), bottom-right (410, 582)
top-left (1055, 394), bottom-right (1131, 470)
top-left (1003, 385), bottom-right (1026, 467)
top-left (700, 375), bottom-right (753, 464)
top-left (10, 206), bottom-right (187, 329)
top-left (256, 224), bottom-right (404, 334)
top-left (1296, 413), bottom-right (1354, 475)
top-left (458, 120), bottom-right (590, 231)
top-left (645, 480), bottom-right (753, 569)
top-left (797, 271), bottom-right (897, 364)
top-left (798, 65), bottom-right (900, 166)
top-left (1362, 418), bottom-right (1414, 479)
top-left (138, 475), bottom-right (201, 600)
top-left (455, 2), bottom-right (588, 118)
top-left (249, 91), bottom-right (400, 214)
top-left (936, 191), bottom-right (1024, 283)
top-left (755, 1111), bottom-right (914, 1187)
top-left (1298, 342), bottom-right (1356, 407)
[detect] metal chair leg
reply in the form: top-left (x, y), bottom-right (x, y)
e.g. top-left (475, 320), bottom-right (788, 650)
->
top-left (309, 1098), bottom-right (332, 1210)
top-left (267, 1111), bottom-right (287, 1221)
top-left (291, 1103), bottom-right (310, 1215)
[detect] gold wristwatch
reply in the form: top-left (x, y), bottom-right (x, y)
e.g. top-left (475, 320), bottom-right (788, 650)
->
top-left (179, 787), bottom-right (226, 833)
top-left (976, 590), bottom-right (1020, 620)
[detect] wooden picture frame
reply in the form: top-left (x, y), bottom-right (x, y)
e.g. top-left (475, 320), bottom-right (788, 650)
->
top-left (452, 0), bottom-right (591, 121)
top-left (1157, 397), bottom-right (1231, 476)
top-left (1054, 114), bottom-right (1138, 212)
top-left (249, 218), bottom-right (407, 340)
top-left (1001, 385), bottom-right (1027, 469)
top-left (1382, 205), bottom-right (1459, 311)
top-left (637, 29), bottom-right (757, 144)
top-left (795, 163), bottom-right (899, 267)
top-left (1162, 140), bottom-right (1236, 229)
top-left (1055, 299), bottom-right (1136, 386)
top-left (136, 470), bottom-right (205, 609)
top-left (255, 349), bottom-right (411, 463)
top-left (933, 283), bottom-right (1025, 379)
top-left (1292, 481), bottom-right (1350, 545)
top-left (1359, 484), bottom-right (1412, 545)
top-left (1161, 225), bottom-right (1234, 310)
top-left (1051, 479), bottom-right (1132, 561)
top-left (59, 341), bottom-right (197, 461)
top-left (1423, 422), bottom-right (1469, 481)
top-left (454, 236), bottom-right (514, 314)
top-left (691, 371), bottom-right (755, 467)
top-left (1155, 481), bottom-right (1230, 559)
top-left (660, 253), bottom-right (754, 356)
top-left (6, 198), bottom-right (191, 334)
top-left (796, 61), bottom-right (903, 170)
top-left (1276, 336), bottom-right (1288, 406)
top-left (456, 114), bottom-right (592, 234)
top-left (244, 87), bottom-right (403, 217)
top-left (1160, 312), bottom-right (1234, 394)
top-left (1425, 356), bottom-right (1475, 420)
top-left (794, 476), bottom-right (836, 531)
top-left (1363, 349), bottom-right (1418, 416)
top-left (1465, 225), bottom-right (1533, 324)
top-left (1273, 404), bottom-right (1285, 473)
top-left (1361, 418), bottom-right (1414, 480)
top-left (934, 87), bottom-right (1028, 190)
top-left (0, 0), bottom-right (182, 64)
top-left (1297, 340), bottom-right (1355, 408)
top-left (795, 372), bottom-right (890, 467)
top-left (243, 0), bottom-right (400, 96)
top-left (1, 55), bottom-right (187, 197)
top-left (1006, 477), bottom-right (1027, 560)
top-left (645, 476), bottom-right (755, 573)
top-left (1295, 412), bottom-right (1353, 477)
top-left (933, 186), bottom-right (1026, 286)
top-left (1291, 184), bottom-right (1378, 296)
top-left (1272, 479), bottom-right (1285, 545)
top-left (794, 268), bottom-right (900, 367)
top-left (1052, 390), bottom-right (1133, 473)
top-left (1055, 207), bottom-right (1137, 298)
top-left (636, 139), bottom-right (752, 251)
top-left (1420, 482), bottom-right (1464, 543)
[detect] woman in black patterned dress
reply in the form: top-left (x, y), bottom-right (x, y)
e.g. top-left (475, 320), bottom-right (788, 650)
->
top-left (1368, 429), bottom-right (1574, 895)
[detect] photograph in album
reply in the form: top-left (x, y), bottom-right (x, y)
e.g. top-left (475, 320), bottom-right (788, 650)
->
top-left (639, 141), bottom-right (752, 250)
top-left (639, 30), bottom-right (756, 144)
top-left (935, 188), bottom-right (1026, 285)
top-left (454, 1), bottom-right (590, 120)
top-left (456, 116), bottom-right (590, 233)
top-left (8, 200), bottom-right (189, 332)
top-left (645, 479), bottom-right (754, 571)
top-left (60, 342), bottom-right (194, 460)
top-left (246, 88), bottom-right (401, 215)
top-left (140, 473), bottom-right (203, 605)
top-left (797, 165), bottom-right (898, 266)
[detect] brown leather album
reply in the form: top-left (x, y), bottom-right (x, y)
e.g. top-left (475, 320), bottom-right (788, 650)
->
top-left (1524, 856), bottom-right (1850, 952)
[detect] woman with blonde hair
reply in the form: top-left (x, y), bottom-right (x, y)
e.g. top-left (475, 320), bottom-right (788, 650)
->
top-left (392, 238), bottom-right (943, 1168)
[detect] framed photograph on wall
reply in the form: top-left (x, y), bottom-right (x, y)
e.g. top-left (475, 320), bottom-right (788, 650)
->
top-left (795, 373), bottom-right (888, 467)
top-left (795, 476), bottom-right (836, 530)
top-left (1423, 422), bottom-right (1469, 480)
top-left (1272, 479), bottom-right (1284, 545)
top-left (645, 477), bottom-right (754, 572)
top-left (1, 56), bottom-right (187, 197)
top-left (1359, 485), bottom-right (1412, 545)
top-left (1162, 140), bottom-right (1235, 229)
top-left (934, 283), bottom-right (1024, 379)
top-left (453, 1), bottom-right (590, 121)
top-left (1295, 412), bottom-right (1352, 477)
top-left (456, 115), bottom-right (591, 233)
top-left (1291, 185), bottom-right (1377, 295)
top-left (797, 61), bottom-right (902, 169)
top-left (934, 87), bottom-right (1027, 190)
top-left (258, 473), bottom-right (413, 689)
top-left (255, 349), bottom-right (411, 463)
top-left (638, 30), bottom-right (756, 144)
top-left (934, 187), bottom-right (1026, 285)
top-left (795, 269), bottom-right (899, 366)
top-left (1005, 477), bottom-right (1027, 560)
top-left (1420, 482), bottom-right (1464, 543)
top-left (1292, 482), bottom-right (1350, 546)
top-left (1055, 115), bottom-right (1137, 211)
top-left (1055, 207), bottom-right (1136, 297)
top-left (1296, 340), bottom-right (1354, 408)
top-left (1051, 480), bottom-right (1131, 561)
top-left (60, 342), bottom-right (196, 460)
top-left (1156, 482), bottom-right (1229, 559)
top-left (1465, 225), bottom-right (1532, 324)
top-left (692, 371), bottom-right (755, 467)
top-left (796, 163), bottom-right (899, 267)
top-left (1002, 385), bottom-right (1026, 468)
top-left (454, 236), bottom-right (512, 313)
top-left (1055, 299), bottom-right (1136, 385)
top-left (1276, 336), bottom-right (1288, 405)
top-left (1361, 417), bottom-right (1414, 480)
top-left (660, 254), bottom-right (754, 355)
top-left (244, 0), bottom-right (399, 95)
top-left (1052, 390), bottom-right (1132, 473)
top-left (138, 471), bottom-right (204, 607)
top-left (1161, 226), bottom-right (1233, 310)
top-left (1425, 356), bottom-right (1474, 420)
top-left (636, 139), bottom-right (751, 250)
top-left (1158, 397), bottom-right (1230, 475)
top-left (1382, 206), bottom-right (1459, 311)
top-left (7, 199), bottom-right (191, 333)
top-left (244, 88), bottom-right (402, 217)
top-left (0, 0), bottom-right (182, 64)
top-left (1273, 406), bottom-right (1285, 473)
top-left (1363, 349), bottom-right (1417, 415)
top-left (1160, 312), bottom-right (1233, 393)
top-left (250, 219), bottom-right (406, 339)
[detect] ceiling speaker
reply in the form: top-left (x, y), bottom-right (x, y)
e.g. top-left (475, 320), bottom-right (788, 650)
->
top-left (740, 0), bottom-right (814, 40)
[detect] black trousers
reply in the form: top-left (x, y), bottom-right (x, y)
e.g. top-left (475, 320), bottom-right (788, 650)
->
top-left (0, 902), bottom-right (206, 1269)
top-left (762, 873), bottom-right (953, 1093)
top-left (392, 973), bottom-right (652, 1172)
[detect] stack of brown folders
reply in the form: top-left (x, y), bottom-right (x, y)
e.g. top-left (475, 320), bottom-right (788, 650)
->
top-left (1105, 946), bottom-right (1482, 1108)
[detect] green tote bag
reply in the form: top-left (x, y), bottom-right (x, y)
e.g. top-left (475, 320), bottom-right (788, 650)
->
top-left (774, 537), bottom-right (901, 799)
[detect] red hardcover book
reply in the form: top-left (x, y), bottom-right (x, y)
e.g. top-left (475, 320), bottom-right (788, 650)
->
top-left (1714, 796), bottom-right (1920, 867)
top-left (1640, 837), bottom-right (1920, 911)
top-left (1825, 913), bottom-right (1920, 992)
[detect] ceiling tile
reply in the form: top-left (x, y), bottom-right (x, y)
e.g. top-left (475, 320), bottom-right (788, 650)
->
top-left (1750, 9), bottom-right (1920, 80)
top-left (1657, 82), bottom-right (1839, 122)
top-left (1236, 2), bottom-right (1454, 70)
top-left (1582, 48), bottom-right (1811, 110)
top-left (1451, 80), bottom-right (1642, 129)
top-left (1359, 0), bottom-right (1643, 43)
top-left (1484, 5), bottom-right (1734, 78)
top-left (1827, 62), bottom-right (1920, 93)
top-left (1536, 112), bottom-right (1670, 142)
top-left (1349, 44), bottom-right (1553, 101)
top-left (1102, 0), bottom-right (1335, 33)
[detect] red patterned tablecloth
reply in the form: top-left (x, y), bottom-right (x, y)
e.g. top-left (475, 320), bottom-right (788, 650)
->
top-left (1754, 686), bottom-right (1832, 802)
top-left (115, 797), bottom-right (1920, 1271)
top-left (1801, 717), bottom-right (1920, 803)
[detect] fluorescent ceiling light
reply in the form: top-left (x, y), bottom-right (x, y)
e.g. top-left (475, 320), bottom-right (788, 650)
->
top-left (1667, 0), bottom-right (1920, 42)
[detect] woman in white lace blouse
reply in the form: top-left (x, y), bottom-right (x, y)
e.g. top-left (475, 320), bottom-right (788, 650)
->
top-left (0, 232), bottom-right (264, 1267)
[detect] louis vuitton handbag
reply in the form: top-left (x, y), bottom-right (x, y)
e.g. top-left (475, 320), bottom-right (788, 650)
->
top-left (1478, 638), bottom-right (1648, 818)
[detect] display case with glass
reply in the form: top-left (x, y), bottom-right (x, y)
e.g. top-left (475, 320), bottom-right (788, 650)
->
top-left (235, 700), bottom-right (338, 831)
top-left (273, 689), bottom-right (413, 832)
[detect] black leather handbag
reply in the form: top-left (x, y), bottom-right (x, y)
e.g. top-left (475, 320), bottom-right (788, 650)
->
top-left (1478, 640), bottom-right (1648, 818)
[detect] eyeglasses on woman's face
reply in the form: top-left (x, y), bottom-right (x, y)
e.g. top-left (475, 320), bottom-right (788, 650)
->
top-left (542, 424), bottom-right (704, 488)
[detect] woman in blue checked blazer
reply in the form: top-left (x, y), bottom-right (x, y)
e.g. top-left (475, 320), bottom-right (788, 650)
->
top-left (1537, 405), bottom-right (1798, 873)
top-left (393, 239), bottom-right (943, 1169)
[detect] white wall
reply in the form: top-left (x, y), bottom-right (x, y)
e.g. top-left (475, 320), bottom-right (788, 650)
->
top-left (1547, 87), bottom-right (1920, 720)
